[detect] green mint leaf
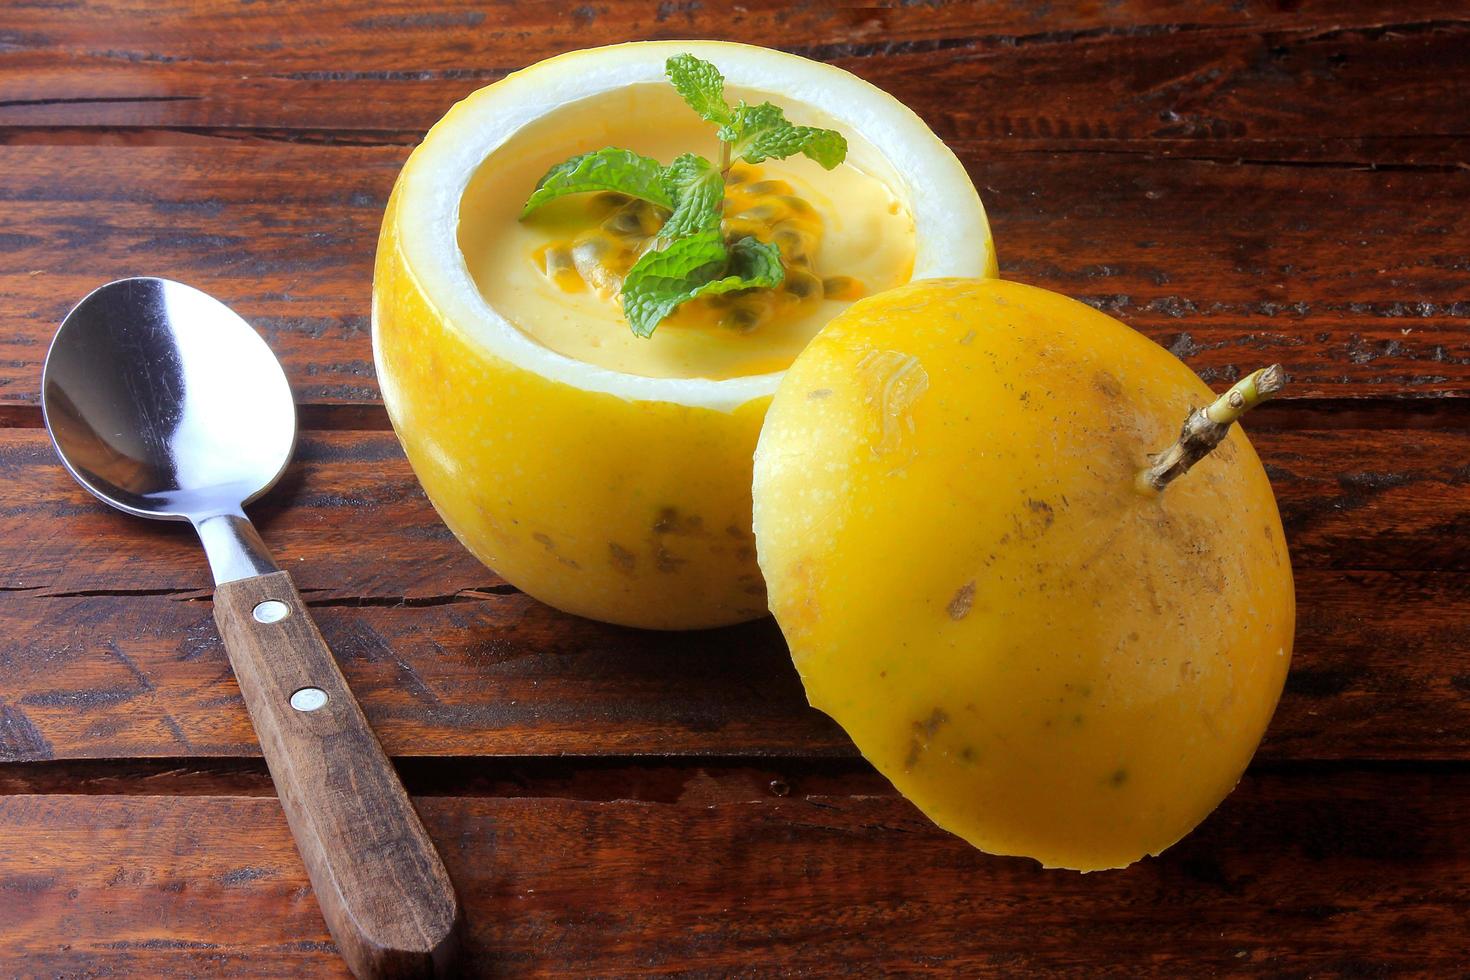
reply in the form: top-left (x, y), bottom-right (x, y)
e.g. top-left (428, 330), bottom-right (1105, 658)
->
top-left (621, 230), bottom-right (729, 338)
top-left (658, 153), bottom-right (723, 240)
top-left (722, 101), bottom-right (848, 170)
top-left (715, 100), bottom-right (780, 145)
top-left (754, 126), bottom-right (847, 169)
top-left (725, 235), bottom-right (785, 284)
top-left (521, 147), bottom-right (672, 217)
top-left (621, 230), bottom-right (786, 338)
top-left (665, 54), bottom-right (730, 125)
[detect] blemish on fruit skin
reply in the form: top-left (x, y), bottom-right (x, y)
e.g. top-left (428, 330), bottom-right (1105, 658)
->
top-left (959, 329), bottom-right (977, 345)
top-left (529, 532), bottom-right (581, 568)
top-left (1110, 768), bottom-right (1129, 787)
top-left (654, 546), bottom-right (687, 573)
top-left (947, 581), bottom-right (976, 620)
top-left (1026, 498), bottom-right (1055, 528)
top-left (608, 542), bottom-right (636, 574)
top-left (904, 708), bottom-right (951, 770)
top-left (654, 507), bottom-right (705, 536)
top-left (1094, 370), bottom-right (1123, 400)
top-left (917, 708), bottom-right (949, 737)
top-left (903, 741), bottom-right (922, 769)
top-left (807, 388), bottom-right (833, 399)
top-left (858, 349), bottom-right (929, 458)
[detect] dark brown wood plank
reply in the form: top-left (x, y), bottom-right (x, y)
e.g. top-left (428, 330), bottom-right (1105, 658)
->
top-left (2, 428), bottom-right (485, 597)
top-left (2, 767), bottom-right (1467, 975)
top-left (1, 420), bottom-right (1465, 763)
top-left (0, 757), bottom-right (888, 800)
top-left (1, 144), bottom-right (1467, 404)
top-left (0, 567), bottom-right (1463, 764)
top-left (6, 425), bottom-right (1466, 598)
top-left (0, 0), bottom-right (1465, 157)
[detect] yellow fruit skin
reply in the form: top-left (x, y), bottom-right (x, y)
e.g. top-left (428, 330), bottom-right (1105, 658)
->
top-left (753, 279), bottom-right (1294, 870)
top-left (374, 183), bottom-right (771, 629)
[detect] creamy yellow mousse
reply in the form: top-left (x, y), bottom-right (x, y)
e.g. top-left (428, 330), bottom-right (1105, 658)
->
top-left (459, 88), bottom-right (917, 381)
top-left (373, 41), bottom-right (994, 629)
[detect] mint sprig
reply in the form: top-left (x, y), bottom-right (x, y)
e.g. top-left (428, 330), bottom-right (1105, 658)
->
top-left (659, 153), bottom-right (723, 240)
top-left (622, 231), bottom-right (784, 338)
top-left (521, 54), bottom-right (848, 337)
top-left (722, 102), bottom-right (848, 168)
top-left (521, 148), bottom-right (672, 217)
top-left (665, 53), bottom-right (731, 126)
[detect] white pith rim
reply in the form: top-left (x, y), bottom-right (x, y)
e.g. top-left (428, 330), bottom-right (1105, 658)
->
top-left (396, 39), bottom-right (994, 413)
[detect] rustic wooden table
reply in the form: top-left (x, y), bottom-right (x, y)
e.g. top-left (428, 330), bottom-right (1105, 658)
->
top-left (2, 2), bottom-right (1467, 975)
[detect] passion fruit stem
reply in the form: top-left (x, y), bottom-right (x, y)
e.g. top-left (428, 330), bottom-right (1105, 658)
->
top-left (1137, 364), bottom-right (1287, 494)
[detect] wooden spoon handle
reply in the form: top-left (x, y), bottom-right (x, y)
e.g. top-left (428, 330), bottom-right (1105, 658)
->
top-left (213, 569), bottom-right (461, 978)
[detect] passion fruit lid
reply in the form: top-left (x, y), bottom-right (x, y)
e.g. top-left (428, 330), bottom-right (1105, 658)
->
top-left (751, 278), bottom-right (1294, 871)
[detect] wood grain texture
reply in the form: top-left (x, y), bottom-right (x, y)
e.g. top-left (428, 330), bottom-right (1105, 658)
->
top-left (1, 3), bottom-right (1467, 974)
top-left (0, 144), bottom-right (1466, 405)
top-left (3, 767), bottom-right (1468, 975)
top-left (0, 0), bottom-right (1465, 152)
top-left (0, 423), bottom-right (1465, 764)
top-left (6, 425), bottom-right (1466, 598)
top-left (212, 570), bottom-right (461, 977)
top-left (0, 569), bottom-right (1463, 764)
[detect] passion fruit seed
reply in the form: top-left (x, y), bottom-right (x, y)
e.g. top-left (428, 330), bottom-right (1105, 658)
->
top-left (772, 226), bottom-right (808, 259)
top-left (530, 162), bottom-right (866, 328)
top-left (722, 295), bottom-right (774, 332)
top-left (603, 209), bottom-right (645, 236)
top-left (735, 203), bottom-right (786, 223)
top-left (591, 191), bottom-right (632, 212)
top-left (822, 275), bottom-right (864, 301)
top-left (782, 268), bottom-right (821, 299)
top-left (571, 236), bottom-right (634, 294)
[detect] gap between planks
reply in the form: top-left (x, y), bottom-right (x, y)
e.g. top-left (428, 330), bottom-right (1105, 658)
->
top-left (0, 127), bottom-right (1466, 168)
top-left (3, 755), bottom-right (1467, 801)
top-left (3, 399), bottom-right (1469, 434)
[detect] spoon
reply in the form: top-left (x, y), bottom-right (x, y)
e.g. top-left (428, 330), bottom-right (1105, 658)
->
top-left (42, 278), bottom-right (461, 978)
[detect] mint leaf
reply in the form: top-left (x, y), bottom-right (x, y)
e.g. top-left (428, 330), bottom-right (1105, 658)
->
top-left (658, 153), bottom-right (723, 239)
top-left (721, 102), bottom-right (847, 170)
top-left (621, 230), bottom-right (785, 338)
top-left (521, 147), bottom-right (672, 217)
top-left (665, 54), bottom-right (730, 125)
top-left (726, 235), bottom-right (785, 283)
top-left (621, 231), bottom-right (729, 338)
top-left (749, 125), bottom-right (847, 169)
top-left (715, 101), bottom-right (781, 145)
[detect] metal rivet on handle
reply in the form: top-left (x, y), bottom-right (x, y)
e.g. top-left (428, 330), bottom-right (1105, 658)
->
top-left (253, 599), bottom-right (290, 623)
top-left (290, 687), bottom-right (328, 712)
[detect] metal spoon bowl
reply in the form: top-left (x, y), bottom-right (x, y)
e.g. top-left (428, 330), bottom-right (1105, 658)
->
top-left (42, 278), bottom-right (460, 977)
top-left (43, 278), bottom-right (295, 583)
top-left (44, 277), bottom-right (294, 519)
